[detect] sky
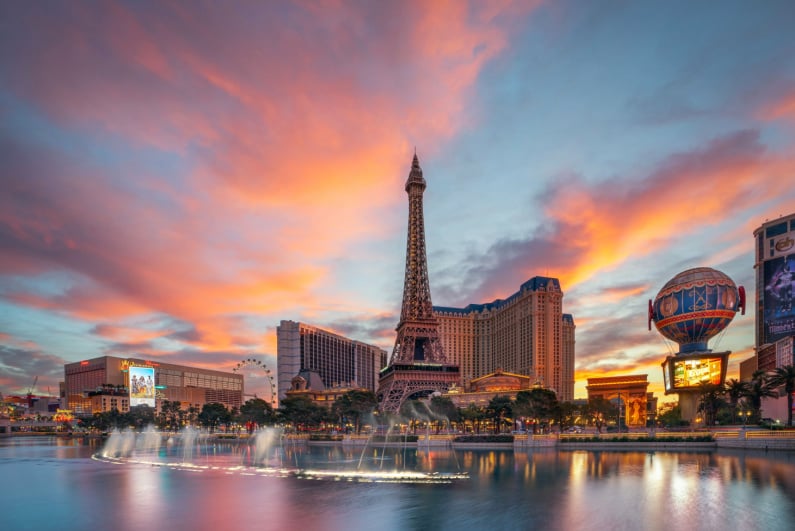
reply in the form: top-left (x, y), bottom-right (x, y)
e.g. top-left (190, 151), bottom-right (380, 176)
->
top-left (1, 0), bottom-right (795, 402)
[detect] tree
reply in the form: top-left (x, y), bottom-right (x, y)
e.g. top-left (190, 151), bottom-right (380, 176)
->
top-left (429, 395), bottom-right (459, 433)
top-left (585, 397), bottom-right (617, 433)
top-left (768, 365), bottom-right (795, 427)
top-left (556, 401), bottom-right (578, 432)
top-left (459, 403), bottom-right (486, 434)
top-left (745, 370), bottom-right (778, 421)
top-left (696, 382), bottom-right (726, 426)
top-left (485, 395), bottom-right (513, 434)
top-left (277, 395), bottom-right (327, 431)
top-left (515, 388), bottom-right (558, 433)
top-left (158, 400), bottom-right (184, 432)
top-left (657, 403), bottom-right (682, 428)
top-left (128, 404), bottom-right (155, 431)
top-left (198, 402), bottom-right (231, 432)
top-left (239, 398), bottom-right (275, 430)
top-left (331, 390), bottom-right (378, 434)
top-left (724, 379), bottom-right (749, 424)
top-left (186, 405), bottom-right (200, 427)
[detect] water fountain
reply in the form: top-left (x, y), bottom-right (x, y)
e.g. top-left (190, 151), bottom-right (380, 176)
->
top-left (94, 424), bottom-right (467, 483)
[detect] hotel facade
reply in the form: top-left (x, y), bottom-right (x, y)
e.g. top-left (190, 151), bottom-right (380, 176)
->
top-left (754, 212), bottom-right (795, 352)
top-left (276, 320), bottom-right (388, 402)
top-left (434, 276), bottom-right (575, 401)
top-left (63, 356), bottom-right (244, 415)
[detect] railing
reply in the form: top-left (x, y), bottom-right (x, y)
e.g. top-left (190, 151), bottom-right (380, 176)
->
top-left (559, 431), bottom-right (714, 441)
top-left (744, 430), bottom-right (795, 439)
top-left (711, 431), bottom-right (740, 439)
top-left (653, 431), bottom-right (711, 439)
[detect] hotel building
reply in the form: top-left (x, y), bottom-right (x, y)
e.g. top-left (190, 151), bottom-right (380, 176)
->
top-left (754, 212), bottom-right (795, 349)
top-left (434, 276), bottom-right (575, 401)
top-left (63, 356), bottom-right (243, 415)
top-left (276, 320), bottom-right (388, 402)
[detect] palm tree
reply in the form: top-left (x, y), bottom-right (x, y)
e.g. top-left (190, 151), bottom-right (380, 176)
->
top-left (767, 365), bottom-right (795, 427)
top-left (745, 370), bottom-right (778, 422)
top-left (724, 379), bottom-right (749, 424)
top-left (485, 395), bottom-right (513, 434)
top-left (697, 382), bottom-right (726, 427)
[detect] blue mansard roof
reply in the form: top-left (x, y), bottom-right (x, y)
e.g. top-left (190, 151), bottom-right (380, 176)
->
top-left (434, 276), bottom-right (565, 316)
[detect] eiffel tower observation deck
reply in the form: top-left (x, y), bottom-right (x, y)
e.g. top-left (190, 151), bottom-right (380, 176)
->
top-left (377, 154), bottom-right (460, 413)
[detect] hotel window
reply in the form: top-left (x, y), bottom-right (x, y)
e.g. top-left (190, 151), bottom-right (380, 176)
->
top-left (766, 222), bottom-right (788, 238)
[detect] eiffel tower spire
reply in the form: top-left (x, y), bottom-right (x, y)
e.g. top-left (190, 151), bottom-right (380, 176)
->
top-left (397, 154), bottom-right (436, 328)
top-left (378, 154), bottom-right (458, 412)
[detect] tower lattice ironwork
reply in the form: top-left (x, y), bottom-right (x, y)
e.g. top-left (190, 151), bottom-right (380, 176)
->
top-left (377, 154), bottom-right (459, 413)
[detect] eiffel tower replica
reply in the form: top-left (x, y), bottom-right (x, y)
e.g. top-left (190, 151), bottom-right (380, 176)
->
top-left (377, 154), bottom-right (460, 413)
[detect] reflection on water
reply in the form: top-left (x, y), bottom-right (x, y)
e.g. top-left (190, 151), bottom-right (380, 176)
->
top-left (1, 437), bottom-right (794, 531)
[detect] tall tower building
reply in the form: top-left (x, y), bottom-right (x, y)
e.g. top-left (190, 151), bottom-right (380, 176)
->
top-left (435, 277), bottom-right (575, 401)
top-left (377, 155), bottom-right (460, 412)
top-left (754, 212), bottom-right (795, 350)
top-left (276, 320), bottom-right (387, 402)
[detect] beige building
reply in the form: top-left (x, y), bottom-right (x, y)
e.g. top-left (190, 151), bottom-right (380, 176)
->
top-left (434, 277), bottom-right (575, 401)
top-left (444, 369), bottom-right (536, 408)
top-left (285, 370), bottom-right (371, 410)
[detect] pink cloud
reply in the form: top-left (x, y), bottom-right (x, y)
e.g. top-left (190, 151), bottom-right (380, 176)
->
top-left (1, 2), bottom-right (541, 357)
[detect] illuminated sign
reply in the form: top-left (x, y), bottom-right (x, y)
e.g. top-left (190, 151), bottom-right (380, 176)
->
top-left (763, 254), bottom-right (795, 344)
top-left (121, 359), bottom-right (161, 371)
top-left (662, 354), bottom-right (728, 393)
top-left (53, 409), bottom-right (74, 422)
top-left (129, 366), bottom-right (156, 407)
top-left (775, 236), bottom-right (794, 253)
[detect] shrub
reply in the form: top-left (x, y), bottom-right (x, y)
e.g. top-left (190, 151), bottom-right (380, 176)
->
top-left (370, 435), bottom-right (419, 443)
top-left (308, 434), bottom-right (343, 441)
top-left (453, 435), bottom-right (514, 443)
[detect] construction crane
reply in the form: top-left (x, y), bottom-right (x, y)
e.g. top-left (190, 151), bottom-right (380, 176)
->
top-left (27, 376), bottom-right (38, 408)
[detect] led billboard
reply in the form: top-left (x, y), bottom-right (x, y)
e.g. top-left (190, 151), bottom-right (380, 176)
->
top-left (763, 254), bottom-right (795, 344)
top-left (129, 366), bottom-right (155, 407)
top-left (662, 354), bottom-right (728, 393)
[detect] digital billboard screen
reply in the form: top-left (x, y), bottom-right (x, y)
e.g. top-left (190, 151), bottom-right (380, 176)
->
top-left (129, 366), bottom-right (155, 407)
top-left (671, 357), bottom-right (724, 389)
top-left (763, 254), bottom-right (795, 344)
top-left (663, 355), bottom-right (727, 393)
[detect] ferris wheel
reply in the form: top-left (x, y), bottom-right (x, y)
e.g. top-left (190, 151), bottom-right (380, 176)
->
top-left (233, 357), bottom-right (276, 407)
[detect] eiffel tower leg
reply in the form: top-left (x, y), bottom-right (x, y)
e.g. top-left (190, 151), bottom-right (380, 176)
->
top-left (379, 379), bottom-right (409, 413)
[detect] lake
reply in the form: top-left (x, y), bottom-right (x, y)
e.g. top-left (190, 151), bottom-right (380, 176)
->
top-left (1, 435), bottom-right (794, 531)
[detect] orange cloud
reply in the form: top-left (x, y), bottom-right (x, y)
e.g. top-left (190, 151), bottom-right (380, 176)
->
top-left (757, 90), bottom-right (795, 122)
top-left (544, 130), bottom-right (792, 291)
top-left (1, 2), bottom-right (542, 360)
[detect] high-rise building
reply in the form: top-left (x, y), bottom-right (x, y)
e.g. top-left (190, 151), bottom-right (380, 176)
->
top-left (276, 320), bottom-right (387, 402)
top-left (377, 154), bottom-right (460, 412)
top-left (754, 212), bottom-right (795, 348)
top-left (435, 277), bottom-right (576, 402)
top-left (63, 356), bottom-right (243, 414)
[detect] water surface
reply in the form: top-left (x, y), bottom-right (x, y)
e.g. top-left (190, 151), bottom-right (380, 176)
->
top-left (1, 436), bottom-right (794, 531)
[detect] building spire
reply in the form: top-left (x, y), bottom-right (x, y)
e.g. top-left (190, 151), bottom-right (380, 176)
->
top-left (377, 153), bottom-right (458, 413)
top-left (405, 151), bottom-right (426, 191)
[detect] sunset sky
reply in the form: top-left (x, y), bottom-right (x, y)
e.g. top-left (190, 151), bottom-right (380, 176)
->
top-left (2, 1), bottom-right (795, 401)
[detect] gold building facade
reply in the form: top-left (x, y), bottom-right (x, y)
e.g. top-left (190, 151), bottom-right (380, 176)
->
top-left (435, 277), bottom-right (575, 401)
